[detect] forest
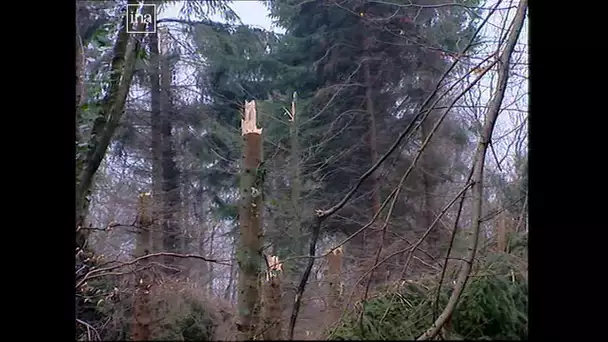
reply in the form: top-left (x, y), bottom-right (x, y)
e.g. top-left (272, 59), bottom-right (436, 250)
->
top-left (75, 0), bottom-right (528, 340)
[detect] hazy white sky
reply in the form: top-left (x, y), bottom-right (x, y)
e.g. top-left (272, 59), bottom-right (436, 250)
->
top-left (158, 0), bottom-right (283, 33)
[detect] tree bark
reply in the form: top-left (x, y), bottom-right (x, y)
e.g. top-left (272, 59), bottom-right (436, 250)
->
top-left (326, 248), bottom-right (343, 325)
top-left (132, 192), bottom-right (153, 341)
top-left (262, 256), bottom-right (283, 340)
top-left (148, 29), bottom-right (164, 254)
top-left (236, 101), bottom-right (264, 340)
top-left (159, 29), bottom-right (182, 266)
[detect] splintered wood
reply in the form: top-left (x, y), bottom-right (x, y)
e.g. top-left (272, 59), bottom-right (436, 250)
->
top-left (263, 255), bottom-right (283, 340)
top-left (242, 100), bottom-right (263, 135)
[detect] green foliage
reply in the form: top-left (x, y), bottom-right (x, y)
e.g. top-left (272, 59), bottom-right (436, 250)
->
top-left (328, 253), bottom-right (528, 340)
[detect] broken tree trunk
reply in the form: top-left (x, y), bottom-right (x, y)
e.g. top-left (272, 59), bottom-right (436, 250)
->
top-left (326, 247), bottom-right (343, 325)
top-left (237, 100), bottom-right (264, 340)
top-left (262, 255), bottom-right (283, 340)
top-left (132, 192), bottom-right (153, 341)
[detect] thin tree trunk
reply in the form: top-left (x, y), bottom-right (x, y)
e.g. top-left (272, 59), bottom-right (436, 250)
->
top-left (148, 29), bottom-right (164, 254)
top-left (236, 100), bottom-right (264, 340)
top-left (289, 93), bottom-right (302, 251)
top-left (417, 1), bottom-right (527, 338)
top-left (208, 225), bottom-right (216, 295)
top-left (132, 192), bottom-right (153, 341)
top-left (363, 59), bottom-right (380, 217)
top-left (225, 243), bottom-right (236, 301)
top-left (363, 50), bottom-right (383, 286)
top-left (326, 248), bottom-right (343, 325)
top-left (159, 29), bottom-right (182, 266)
top-left (420, 109), bottom-right (439, 247)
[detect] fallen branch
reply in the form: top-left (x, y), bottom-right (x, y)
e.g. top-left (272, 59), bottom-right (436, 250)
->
top-left (76, 252), bottom-right (230, 289)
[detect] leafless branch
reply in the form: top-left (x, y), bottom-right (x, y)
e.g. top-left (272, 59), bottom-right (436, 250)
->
top-left (76, 252), bottom-right (230, 289)
top-left (417, 1), bottom-right (527, 339)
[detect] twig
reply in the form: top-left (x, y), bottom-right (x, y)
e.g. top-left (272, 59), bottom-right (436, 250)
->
top-left (76, 318), bottom-right (101, 341)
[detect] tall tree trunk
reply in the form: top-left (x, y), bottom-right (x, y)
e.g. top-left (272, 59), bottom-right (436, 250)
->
top-left (289, 93), bottom-right (303, 253)
top-left (132, 192), bottom-right (153, 341)
top-left (236, 100), bottom-right (264, 340)
top-left (148, 29), bottom-right (164, 254)
top-left (159, 29), bottom-right (182, 266)
top-left (419, 111), bottom-right (440, 247)
top-left (225, 243), bottom-right (236, 301)
top-left (363, 47), bottom-right (383, 286)
top-left (76, 6), bottom-right (140, 240)
top-left (364, 61), bottom-right (380, 217)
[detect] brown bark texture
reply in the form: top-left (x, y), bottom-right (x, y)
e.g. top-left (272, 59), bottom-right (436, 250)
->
top-left (132, 192), bottom-right (153, 341)
top-left (237, 101), bottom-right (264, 340)
top-left (262, 256), bottom-right (283, 340)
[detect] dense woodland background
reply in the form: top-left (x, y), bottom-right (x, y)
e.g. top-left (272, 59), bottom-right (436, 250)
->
top-left (75, 0), bottom-right (528, 340)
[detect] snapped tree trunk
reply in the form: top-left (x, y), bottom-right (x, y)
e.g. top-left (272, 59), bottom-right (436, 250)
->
top-left (326, 247), bottom-right (343, 325)
top-left (236, 100), bottom-right (264, 340)
top-left (262, 256), bottom-right (283, 340)
top-left (132, 192), bottom-right (153, 341)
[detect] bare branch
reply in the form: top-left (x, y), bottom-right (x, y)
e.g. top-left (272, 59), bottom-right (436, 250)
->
top-left (417, 0), bottom-right (528, 339)
top-left (76, 252), bottom-right (230, 289)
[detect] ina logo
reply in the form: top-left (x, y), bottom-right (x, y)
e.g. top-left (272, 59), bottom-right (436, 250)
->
top-left (126, 3), bottom-right (156, 33)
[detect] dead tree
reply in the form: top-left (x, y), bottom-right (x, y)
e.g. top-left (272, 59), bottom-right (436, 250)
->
top-left (236, 100), bottom-right (264, 340)
top-left (326, 247), bottom-right (344, 325)
top-left (132, 192), bottom-right (153, 341)
top-left (262, 255), bottom-right (283, 340)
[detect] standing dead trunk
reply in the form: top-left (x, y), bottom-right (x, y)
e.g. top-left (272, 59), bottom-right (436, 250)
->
top-left (132, 192), bottom-right (153, 341)
top-left (326, 247), bottom-right (343, 325)
top-left (262, 256), bottom-right (283, 340)
top-left (236, 100), bottom-right (264, 340)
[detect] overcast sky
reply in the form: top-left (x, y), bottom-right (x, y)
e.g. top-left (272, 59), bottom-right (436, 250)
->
top-left (158, 0), bottom-right (284, 33)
